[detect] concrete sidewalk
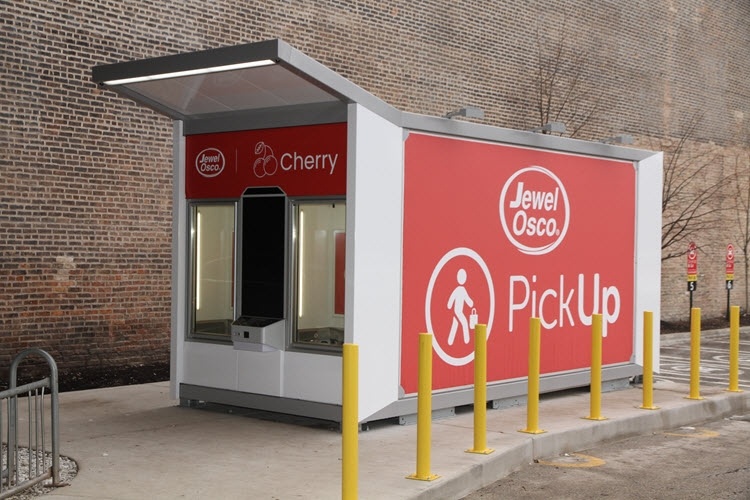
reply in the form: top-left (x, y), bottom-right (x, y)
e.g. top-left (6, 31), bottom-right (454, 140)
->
top-left (42, 376), bottom-right (750, 500)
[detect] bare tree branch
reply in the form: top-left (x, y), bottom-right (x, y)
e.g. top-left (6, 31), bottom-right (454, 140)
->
top-left (532, 12), bottom-right (598, 138)
top-left (657, 112), bottom-right (733, 261)
top-left (731, 151), bottom-right (750, 311)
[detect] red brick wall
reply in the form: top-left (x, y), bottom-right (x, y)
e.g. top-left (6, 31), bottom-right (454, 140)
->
top-left (2, 1), bottom-right (749, 377)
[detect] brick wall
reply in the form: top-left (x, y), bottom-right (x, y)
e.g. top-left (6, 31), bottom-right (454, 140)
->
top-left (2, 1), bottom-right (749, 378)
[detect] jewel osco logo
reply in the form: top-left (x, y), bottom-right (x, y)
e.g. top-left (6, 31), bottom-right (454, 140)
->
top-left (499, 166), bottom-right (570, 255)
top-left (195, 148), bottom-right (225, 178)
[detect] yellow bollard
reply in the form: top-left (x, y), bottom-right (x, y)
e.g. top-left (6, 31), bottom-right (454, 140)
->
top-left (639, 311), bottom-right (659, 409)
top-left (466, 324), bottom-right (494, 455)
top-left (686, 307), bottom-right (704, 400)
top-left (407, 333), bottom-right (439, 481)
top-left (585, 314), bottom-right (607, 420)
top-left (727, 305), bottom-right (743, 393)
top-left (342, 343), bottom-right (359, 500)
top-left (520, 317), bottom-right (545, 434)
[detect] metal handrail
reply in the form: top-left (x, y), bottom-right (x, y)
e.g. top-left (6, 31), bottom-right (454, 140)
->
top-left (1, 348), bottom-right (60, 498)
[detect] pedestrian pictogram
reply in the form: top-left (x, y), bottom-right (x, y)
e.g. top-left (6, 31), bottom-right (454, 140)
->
top-left (447, 269), bottom-right (474, 346)
top-left (424, 247), bottom-right (495, 367)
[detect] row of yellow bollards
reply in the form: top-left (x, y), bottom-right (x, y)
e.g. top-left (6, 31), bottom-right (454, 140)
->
top-left (342, 306), bottom-right (744, 498)
top-left (685, 305), bottom-right (744, 399)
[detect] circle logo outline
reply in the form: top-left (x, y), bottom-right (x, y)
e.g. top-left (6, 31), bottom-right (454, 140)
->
top-left (195, 148), bottom-right (225, 178)
top-left (425, 247), bottom-right (495, 366)
top-left (499, 166), bottom-right (570, 255)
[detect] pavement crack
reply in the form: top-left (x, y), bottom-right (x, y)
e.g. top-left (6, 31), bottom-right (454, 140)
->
top-left (709, 466), bottom-right (750, 477)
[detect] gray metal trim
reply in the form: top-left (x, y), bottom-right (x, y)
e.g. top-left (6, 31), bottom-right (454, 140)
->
top-left (281, 45), bottom-right (402, 126)
top-left (179, 383), bottom-right (342, 422)
top-left (183, 102), bottom-right (348, 135)
top-left (170, 120), bottom-right (186, 400)
top-left (401, 112), bottom-right (657, 162)
top-left (364, 364), bottom-right (640, 422)
top-left (180, 368), bottom-right (639, 425)
top-left (92, 39), bottom-right (283, 84)
top-left (180, 364), bottom-right (636, 425)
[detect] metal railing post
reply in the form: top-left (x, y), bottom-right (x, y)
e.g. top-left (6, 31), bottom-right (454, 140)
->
top-left (5, 348), bottom-right (60, 493)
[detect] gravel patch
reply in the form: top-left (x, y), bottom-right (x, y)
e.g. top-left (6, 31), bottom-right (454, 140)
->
top-left (2, 445), bottom-right (77, 499)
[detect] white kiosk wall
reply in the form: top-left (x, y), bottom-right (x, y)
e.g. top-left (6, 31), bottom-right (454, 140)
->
top-left (346, 104), bottom-right (404, 421)
top-left (633, 151), bottom-right (664, 370)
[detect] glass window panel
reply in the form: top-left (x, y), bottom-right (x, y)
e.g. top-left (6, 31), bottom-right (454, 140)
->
top-left (294, 201), bottom-right (346, 347)
top-left (190, 203), bottom-right (235, 339)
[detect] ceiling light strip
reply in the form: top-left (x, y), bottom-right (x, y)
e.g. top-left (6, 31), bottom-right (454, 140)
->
top-left (103, 59), bottom-right (276, 86)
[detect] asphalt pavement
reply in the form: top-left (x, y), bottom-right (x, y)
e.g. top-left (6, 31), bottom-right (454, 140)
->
top-left (658, 326), bottom-right (750, 390)
top-left (39, 329), bottom-right (750, 500)
top-left (462, 407), bottom-right (750, 499)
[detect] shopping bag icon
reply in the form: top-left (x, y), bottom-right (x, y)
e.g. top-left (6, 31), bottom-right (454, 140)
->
top-left (469, 308), bottom-right (478, 329)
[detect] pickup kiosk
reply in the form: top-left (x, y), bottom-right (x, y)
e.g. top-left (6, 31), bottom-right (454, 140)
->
top-left (93, 39), bottom-right (662, 423)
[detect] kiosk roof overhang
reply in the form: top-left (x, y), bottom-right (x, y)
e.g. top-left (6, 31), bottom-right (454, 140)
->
top-left (93, 39), bottom-right (657, 162)
top-left (92, 39), bottom-right (400, 132)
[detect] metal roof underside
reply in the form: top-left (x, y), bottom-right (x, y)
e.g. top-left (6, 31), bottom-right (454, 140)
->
top-left (92, 39), bottom-right (399, 129)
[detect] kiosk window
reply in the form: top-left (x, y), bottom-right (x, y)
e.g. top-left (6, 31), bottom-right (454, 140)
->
top-left (293, 201), bottom-right (346, 347)
top-left (190, 203), bottom-right (235, 339)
